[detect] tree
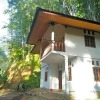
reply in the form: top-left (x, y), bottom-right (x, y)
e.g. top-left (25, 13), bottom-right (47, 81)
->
top-left (0, 48), bottom-right (7, 64)
top-left (4, 0), bottom-right (100, 88)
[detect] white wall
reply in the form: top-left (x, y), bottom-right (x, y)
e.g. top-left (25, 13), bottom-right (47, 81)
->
top-left (49, 64), bottom-right (58, 90)
top-left (64, 27), bottom-right (100, 92)
top-left (49, 63), bottom-right (65, 90)
top-left (65, 27), bottom-right (100, 59)
top-left (62, 63), bottom-right (65, 90)
top-left (40, 61), bottom-right (65, 90)
top-left (40, 63), bottom-right (50, 89)
top-left (40, 25), bottom-right (100, 93)
top-left (69, 57), bottom-right (93, 91)
top-left (68, 57), bottom-right (100, 92)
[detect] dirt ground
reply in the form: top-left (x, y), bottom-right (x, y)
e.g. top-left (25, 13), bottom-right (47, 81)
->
top-left (0, 88), bottom-right (67, 100)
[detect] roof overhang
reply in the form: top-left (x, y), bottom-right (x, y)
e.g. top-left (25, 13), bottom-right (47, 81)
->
top-left (27, 8), bottom-right (100, 53)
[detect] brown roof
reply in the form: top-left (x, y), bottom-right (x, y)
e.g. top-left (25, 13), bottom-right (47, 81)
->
top-left (27, 8), bottom-right (100, 53)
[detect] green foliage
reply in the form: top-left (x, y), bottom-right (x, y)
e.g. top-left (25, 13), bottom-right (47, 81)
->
top-left (5, 0), bottom-right (100, 58)
top-left (0, 48), bottom-right (7, 64)
top-left (23, 72), bottom-right (40, 90)
top-left (0, 73), bottom-right (8, 87)
top-left (0, 48), bottom-right (9, 76)
top-left (0, 62), bottom-right (10, 75)
top-left (75, 0), bottom-right (100, 21)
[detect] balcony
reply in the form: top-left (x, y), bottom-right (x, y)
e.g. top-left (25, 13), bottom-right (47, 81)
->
top-left (41, 40), bottom-right (65, 58)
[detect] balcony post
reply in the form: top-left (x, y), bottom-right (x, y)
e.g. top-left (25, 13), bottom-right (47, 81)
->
top-left (51, 31), bottom-right (54, 50)
top-left (64, 55), bottom-right (69, 94)
top-left (51, 22), bottom-right (55, 51)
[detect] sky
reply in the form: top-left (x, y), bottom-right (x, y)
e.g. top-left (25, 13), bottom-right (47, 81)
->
top-left (0, 0), bottom-right (9, 38)
top-left (0, 0), bottom-right (9, 55)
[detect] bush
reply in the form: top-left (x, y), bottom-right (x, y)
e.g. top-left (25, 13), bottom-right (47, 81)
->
top-left (0, 73), bottom-right (8, 88)
top-left (23, 72), bottom-right (40, 90)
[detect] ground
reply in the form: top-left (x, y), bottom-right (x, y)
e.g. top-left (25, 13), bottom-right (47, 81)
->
top-left (0, 88), bottom-right (68, 100)
top-left (1, 89), bottom-right (100, 100)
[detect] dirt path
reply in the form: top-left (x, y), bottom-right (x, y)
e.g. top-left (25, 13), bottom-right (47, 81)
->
top-left (0, 88), bottom-right (67, 100)
top-left (0, 89), bottom-right (22, 100)
top-left (0, 89), bottom-right (41, 100)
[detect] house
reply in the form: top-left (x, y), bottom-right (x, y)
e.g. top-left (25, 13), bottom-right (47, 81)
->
top-left (27, 8), bottom-right (100, 99)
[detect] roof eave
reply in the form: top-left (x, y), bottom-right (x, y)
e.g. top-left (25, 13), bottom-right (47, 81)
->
top-left (27, 7), bottom-right (100, 49)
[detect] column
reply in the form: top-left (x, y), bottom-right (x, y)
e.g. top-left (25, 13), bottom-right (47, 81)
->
top-left (51, 23), bottom-right (55, 51)
top-left (64, 55), bottom-right (69, 94)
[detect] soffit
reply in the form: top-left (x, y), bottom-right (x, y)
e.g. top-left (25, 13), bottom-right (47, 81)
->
top-left (27, 10), bottom-right (100, 45)
top-left (27, 8), bottom-right (100, 53)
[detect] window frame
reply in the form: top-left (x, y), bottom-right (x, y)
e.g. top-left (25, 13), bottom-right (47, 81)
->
top-left (44, 71), bottom-right (48, 82)
top-left (96, 61), bottom-right (99, 66)
top-left (93, 67), bottom-right (100, 81)
top-left (68, 67), bottom-right (72, 81)
top-left (92, 60), bottom-right (94, 65)
top-left (84, 35), bottom-right (96, 48)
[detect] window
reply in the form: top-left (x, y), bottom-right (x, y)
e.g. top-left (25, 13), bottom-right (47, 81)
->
top-left (92, 60), bottom-right (94, 65)
top-left (45, 71), bottom-right (48, 81)
top-left (68, 62), bottom-right (71, 66)
top-left (84, 35), bottom-right (96, 47)
top-left (68, 67), bottom-right (72, 81)
top-left (84, 29), bottom-right (86, 33)
top-left (92, 31), bottom-right (94, 35)
top-left (96, 61), bottom-right (99, 66)
top-left (88, 30), bottom-right (90, 34)
top-left (93, 67), bottom-right (100, 81)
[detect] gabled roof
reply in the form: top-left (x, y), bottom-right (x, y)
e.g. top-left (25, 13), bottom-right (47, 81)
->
top-left (27, 7), bottom-right (100, 53)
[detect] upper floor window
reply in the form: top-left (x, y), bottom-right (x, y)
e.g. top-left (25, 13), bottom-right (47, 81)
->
top-left (96, 61), bottom-right (99, 66)
top-left (92, 60), bottom-right (94, 65)
top-left (84, 35), bottom-right (96, 48)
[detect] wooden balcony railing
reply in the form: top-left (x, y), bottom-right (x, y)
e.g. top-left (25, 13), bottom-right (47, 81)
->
top-left (42, 43), bottom-right (52, 57)
top-left (54, 41), bottom-right (65, 51)
top-left (41, 41), bottom-right (65, 58)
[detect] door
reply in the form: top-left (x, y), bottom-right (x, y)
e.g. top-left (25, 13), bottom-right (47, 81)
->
top-left (58, 70), bottom-right (62, 89)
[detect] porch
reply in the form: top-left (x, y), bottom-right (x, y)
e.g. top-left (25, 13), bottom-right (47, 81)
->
top-left (39, 24), bottom-right (66, 61)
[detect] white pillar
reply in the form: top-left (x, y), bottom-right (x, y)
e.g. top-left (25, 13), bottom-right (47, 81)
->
top-left (65, 55), bottom-right (69, 94)
top-left (51, 31), bottom-right (54, 41)
top-left (51, 31), bottom-right (55, 51)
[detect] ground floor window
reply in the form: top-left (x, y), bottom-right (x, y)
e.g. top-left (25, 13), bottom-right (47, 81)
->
top-left (68, 67), bottom-right (72, 81)
top-left (93, 67), bottom-right (100, 81)
top-left (44, 71), bottom-right (48, 81)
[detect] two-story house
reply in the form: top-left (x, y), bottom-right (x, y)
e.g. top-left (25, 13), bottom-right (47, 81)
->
top-left (27, 8), bottom-right (100, 99)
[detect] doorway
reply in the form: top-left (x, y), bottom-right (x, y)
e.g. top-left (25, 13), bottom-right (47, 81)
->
top-left (58, 70), bottom-right (62, 89)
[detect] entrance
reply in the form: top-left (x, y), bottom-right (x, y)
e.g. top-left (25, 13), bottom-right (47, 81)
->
top-left (58, 70), bottom-right (62, 89)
